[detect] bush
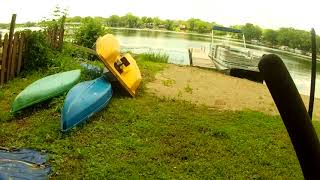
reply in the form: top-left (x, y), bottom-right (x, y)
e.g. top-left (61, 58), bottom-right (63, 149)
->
top-left (74, 17), bottom-right (112, 48)
top-left (23, 31), bottom-right (54, 71)
top-left (138, 52), bottom-right (169, 63)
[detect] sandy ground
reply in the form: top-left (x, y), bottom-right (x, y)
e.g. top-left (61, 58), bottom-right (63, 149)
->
top-left (147, 64), bottom-right (320, 119)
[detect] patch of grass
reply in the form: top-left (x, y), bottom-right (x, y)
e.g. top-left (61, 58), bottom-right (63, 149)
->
top-left (137, 52), bottom-right (169, 63)
top-left (0, 47), bottom-right (317, 179)
top-left (136, 58), bottom-right (167, 94)
top-left (162, 79), bottom-right (176, 87)
top-left (0, 89), bottom-right (313, 179)
top-left (177, 90), bottom-right (183, 97)
top-left (184, 84), bottom-right (193, 94)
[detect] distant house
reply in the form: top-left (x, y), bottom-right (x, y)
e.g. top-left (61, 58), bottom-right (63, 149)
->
top-left (146, 23), bottom-right (153, 29)
top-left (179, 24), bottom-right (187, 31)
top-left (251, 40), bottom-right (259, 44)
top-left (65, 22), bottom-right (81, 26)
top-left (279, 46), bottom-right (289, 51)
top-left (158, 24), bottom-right (166, 29)
top-left (294, 48), bottom-right (303, 55)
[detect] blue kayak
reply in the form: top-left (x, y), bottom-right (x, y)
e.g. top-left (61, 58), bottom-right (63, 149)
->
top-left (61, 76), bottom-right (113, 132)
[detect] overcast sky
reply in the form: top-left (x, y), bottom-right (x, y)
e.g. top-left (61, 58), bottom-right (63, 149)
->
top-left (1, 0), bottom-right (320, 32)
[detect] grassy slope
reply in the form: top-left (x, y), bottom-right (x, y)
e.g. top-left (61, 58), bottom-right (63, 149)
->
top-left (0, 50), bottom-right (319, 179)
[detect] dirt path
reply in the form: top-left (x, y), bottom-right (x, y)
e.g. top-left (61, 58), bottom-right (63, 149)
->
top-left (147, 64), bottom-right (320, 119)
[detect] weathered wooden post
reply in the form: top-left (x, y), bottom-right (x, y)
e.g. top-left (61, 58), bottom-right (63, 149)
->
top-left (52, 23), bottom-right (58, 49)
top-left (10, 32), bottom-right (19, 77)
top-left (17, 33), bottom-right (25, 74)
top-left (1, 34), bottom-right (9, 85)
top-left (0, 34), bottom-right (2, 85)
top-left (6, 14), bottom-right (16, 81)
top-left (58, 16), bottom-right (66, 49)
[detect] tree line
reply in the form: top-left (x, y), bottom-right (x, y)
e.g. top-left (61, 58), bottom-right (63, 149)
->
top-left (2, 12), bottom-right (317, 54)
top-left (66, 14), bottom-right (216, 33)
top-left (65, 14), bottom-right (320, 53)
top-left (232, 23), bottom-right (320, 53)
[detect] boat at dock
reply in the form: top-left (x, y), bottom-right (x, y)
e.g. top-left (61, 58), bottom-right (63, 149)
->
top-left (208, 26), bottom-right (264, 82)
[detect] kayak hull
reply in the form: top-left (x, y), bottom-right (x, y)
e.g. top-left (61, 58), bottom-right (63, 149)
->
top-left (61, 76), bottom-right (112, 132)
top-left (11, 70), bottom-right (81, 113)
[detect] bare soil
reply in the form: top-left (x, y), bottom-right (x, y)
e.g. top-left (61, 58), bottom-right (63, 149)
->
top-left (147, 64), bottom-right (320, 119)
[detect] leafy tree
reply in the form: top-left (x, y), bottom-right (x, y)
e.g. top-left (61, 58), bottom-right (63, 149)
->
top-left (187, 18), bottom-right (197, 31)
top-left (23, 31), bottom-right (54, 71)
top-left (0, 23), bottom-right (9, 29)
top-left (277, 28), bottom-right (293, 46)
top-left (262, 29), bottom-right (278, 46)
top-left (165, 20), bottom-right (175, 31)
top-left (24, 21), bottom-right (37, 27)
top-left (194, 21), bottom-right (210, 33)
top-left (153, 17), bottom-right (162, 27)
top-left (40, 5), bottom-right (67, 30)
top-left (187, 18), bottom-right (211, 33)
top-left (141, 16), bottom-right (147, 23)
top-left (276, 28), bottom-right (313, 51)
top-left (93, 16), bottom-right (106, 24)
top-left (74, 17), bottom-right (111, 48)
top-left (121, 13), bottom-right (139, 28)
top-left (107, 15), bottom-right (120, 27)
top-left (66, 16), bottom-right (82, 22)
top-left (241, 23), bottom-right (262, 41)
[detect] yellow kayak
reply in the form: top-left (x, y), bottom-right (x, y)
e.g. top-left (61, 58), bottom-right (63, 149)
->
top-left (96, 34), bottom-right (142, 97)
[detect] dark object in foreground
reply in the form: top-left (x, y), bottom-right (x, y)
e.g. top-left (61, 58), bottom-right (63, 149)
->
top-left (258, 54), bottom-right (320, 179)
top-left (0, 148), bottom-right (51, 179)
top-left (308, 28), bottom-right (317, 120)
top-left (229, 68), bottom-right (263, 83)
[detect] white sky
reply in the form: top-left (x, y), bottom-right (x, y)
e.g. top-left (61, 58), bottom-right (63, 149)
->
top-left (1, 0), bottom-right (320, 32)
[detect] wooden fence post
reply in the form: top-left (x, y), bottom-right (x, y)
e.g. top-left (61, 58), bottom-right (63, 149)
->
top-left (10, 32), bottom-right (19, 78)
top-left (6, 14), bottom-right (16, 81)
top-left (1, 34), bottom-right (9, 85)
top-left (58, 16), bottom-right (66, 49)
top-left (0, 34), bottom-right (2, 85)
top-left (17, 33), bottom-right (24, 74)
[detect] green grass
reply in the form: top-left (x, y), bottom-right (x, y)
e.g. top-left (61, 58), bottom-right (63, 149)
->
top-left (137, 52), bottom-right (169, 63)
top-left (0, 50), bottom-right (318, 179)
top-left (162, 79), bottom-right (176, 87)
top-left (184, 84), bottom-right (193, 94)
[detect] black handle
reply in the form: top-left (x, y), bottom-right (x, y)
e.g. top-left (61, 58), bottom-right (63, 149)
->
top-left (308, 28), bottom-right (317, 120)
top-left (258, 54), bottom-right (320, 179)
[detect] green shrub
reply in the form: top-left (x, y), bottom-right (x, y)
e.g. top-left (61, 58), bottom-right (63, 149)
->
top-left (74, 17), bottom-right (112, 48)
top-left (23, 31), bottom-right (54, 71)
top-left (138, 52), bottom-right (169, 63)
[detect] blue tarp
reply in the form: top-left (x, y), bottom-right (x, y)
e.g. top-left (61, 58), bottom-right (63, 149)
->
top-left (0, 148), bottom-right (51, 180)
top-left (212, 26), bottom-right (242, 33)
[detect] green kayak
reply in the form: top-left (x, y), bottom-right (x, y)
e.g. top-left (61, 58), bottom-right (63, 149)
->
top-left (11, 70), bottom-right (81, 113)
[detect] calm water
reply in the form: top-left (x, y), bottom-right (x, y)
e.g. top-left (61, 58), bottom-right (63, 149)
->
top-left (113, 29), bottom-right (320, 97)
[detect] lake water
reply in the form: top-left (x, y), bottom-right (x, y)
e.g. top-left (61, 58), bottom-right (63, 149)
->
top-left (112, 29), bottom-right (320, 98)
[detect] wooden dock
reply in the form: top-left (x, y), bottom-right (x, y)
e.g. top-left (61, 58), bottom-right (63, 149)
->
top-left (188, 48), bottom-right (216, 69)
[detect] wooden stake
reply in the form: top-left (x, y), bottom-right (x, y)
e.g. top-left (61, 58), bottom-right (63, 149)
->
top-left (6, 14), bottom-right (16, 81)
